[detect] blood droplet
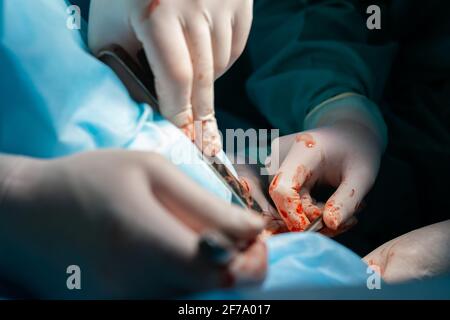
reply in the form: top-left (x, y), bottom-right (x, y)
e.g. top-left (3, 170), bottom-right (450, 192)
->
top-left (296, 133), bottom-right (316, 148)
top-left (146, 0), bottom-right (161, 16)
top-left (269, 173), bottom-right (281, 193)
top-left (240, 178), bottom-right (250, 193)
top-left (296, 203), bottom-right (303, 214)
top-left (292, 165), bottom-right (311, 193)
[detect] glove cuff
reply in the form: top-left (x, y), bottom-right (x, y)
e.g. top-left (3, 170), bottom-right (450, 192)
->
top-left (304, 93), bottom-right (388, 151)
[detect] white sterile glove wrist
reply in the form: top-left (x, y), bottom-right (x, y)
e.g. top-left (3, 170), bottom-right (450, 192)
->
top-left (267, 94), bottom-right (385, 232)
top-left (89, 0), bottom-right (254, 156)
top-left (0, 151), bottom-right (266, 298)
top-left (364, 220), bottom-right (450, 283)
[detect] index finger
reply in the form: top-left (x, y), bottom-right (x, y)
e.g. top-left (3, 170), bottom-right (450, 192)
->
top-left (138, 17), bottom-right (195, 140)
top-left (269, 154), bottom-right (320, 231)
top-left (149, 156), bottom-right (266, 242)
top-left (185, 19), bottom-right (222, 156)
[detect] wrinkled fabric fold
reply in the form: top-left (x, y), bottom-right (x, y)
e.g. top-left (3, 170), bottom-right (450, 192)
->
top-left (197, 233), bottom-right (370, 299)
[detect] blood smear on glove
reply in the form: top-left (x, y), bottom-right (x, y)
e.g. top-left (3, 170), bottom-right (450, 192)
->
top-left (296, 133), bottom-right (316, 148)
top-left (240, 178), bottom-right (251, 193)
top-left (269, 173), bottom-right (281, 193)
top-left (146, 0), bottom-right (161, 16)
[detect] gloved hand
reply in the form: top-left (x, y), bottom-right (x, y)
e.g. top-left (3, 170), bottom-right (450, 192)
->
top-left (267, 103), bottom-right (384, 232)
top-left (89, 0), bottom-right (253, 156)
top-left (237, 162), bottom-right (354, 238)
top-left (234, 163), bottom-right (288, 238)
top-left (0, 151), bottom-right (266, 298)
top-left (363, 220), bottom-right (450, 283)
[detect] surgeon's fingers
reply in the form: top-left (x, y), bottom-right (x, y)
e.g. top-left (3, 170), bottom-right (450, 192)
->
top-left (139, 18), bottom-right (195, 140)
top-left (228, 0), bottom-right (253, 68)
top-left (118, 189), bottom-right (221, 292)
top-left (269, 147), bottom-right (321, 231)
top-left (133, 192), bottom-right (237, 292)
top-left (135, 193), bottom-right (199, 262)
top-left (227, 238), bottom-right (267, 287)
top-left (211, 16), bottom-right (233, 79)
top-left (320, 216), bottom-right (358, 238)
top-left (185, 19), bottom-right (222, 157)
top-left (298, 189), bottom-right (323, 222)
top-left (235, 166), bottom-right (287, 237)
top-left (237, 174), bottom-right (277, 218)
top-left (150, 157), bottom-right (266, 242)
top-left (323, 165), bottom-right (376, 230)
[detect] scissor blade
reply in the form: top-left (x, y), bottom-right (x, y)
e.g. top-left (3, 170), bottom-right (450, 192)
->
top-left (305, 214), bottom-right (324, 232)
top-left (205, 156), bottom-right (264, 214)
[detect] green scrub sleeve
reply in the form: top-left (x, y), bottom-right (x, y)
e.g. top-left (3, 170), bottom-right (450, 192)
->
top-left (246, 0), bottom-right (397, 137)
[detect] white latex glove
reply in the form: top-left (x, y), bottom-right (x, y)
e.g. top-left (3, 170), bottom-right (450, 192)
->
top-left (364, 220), bottom-right (450, 283)
top-left (236, 162), bottom-right (354, 238)
top-left (267, 104), bottom-right (384, 232)
top-left (89, 0), bottom-right (253, 156)
top-left (0, 151), bottom-right (266, 298)
top-left (234, 163), bottom-right (288, 238)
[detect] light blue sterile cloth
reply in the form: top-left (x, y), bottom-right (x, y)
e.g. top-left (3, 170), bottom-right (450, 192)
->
top-left (196, 232), bottom-right (371, 299)
top-left (0, 0), bottom-right (231, 201)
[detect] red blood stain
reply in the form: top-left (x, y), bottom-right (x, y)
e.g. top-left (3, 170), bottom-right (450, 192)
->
top-left (366, 259), bottom-right (384, 276)
top-left (326, 200), bottom-right (335, 208)
top-left (180, 114), bottom-right (195, 140)
top-left (285, 212), bottom-right (310, 232)
top-left (146, 0), bottom-right (161, 16)
top-left (324, 200), bottom-right (342, 229)
top-left (295, 133), bottom-right (316, 148)
top-left (269, 173), bottom-right (281, 193)
top-left (307, 208), bottom-right (322, 221)
top-left (298, 215), bottom-right (310, 230)
top-left (181, 124), bottom-right (195, 141)
top-left (279, 210), bottom-right (288, 219)
top-left (292, 165), bottom-right (311, 192)
top-left (300, 215), bottom-right (308, 225)
top-left (296, 202), bottom-right (303, 214)
top-left (325, 210), bottom-right (340, 229)
top-left (240, 178), bottom-right (253, 206)
top-left (240, 178), bottom-right (250, 193)
top-left (350, 189), bottom-right (355, 197)
top-left (313, 208), bottom-right (321, 217)
top-left (290, 226), bottom-right (302, 232)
